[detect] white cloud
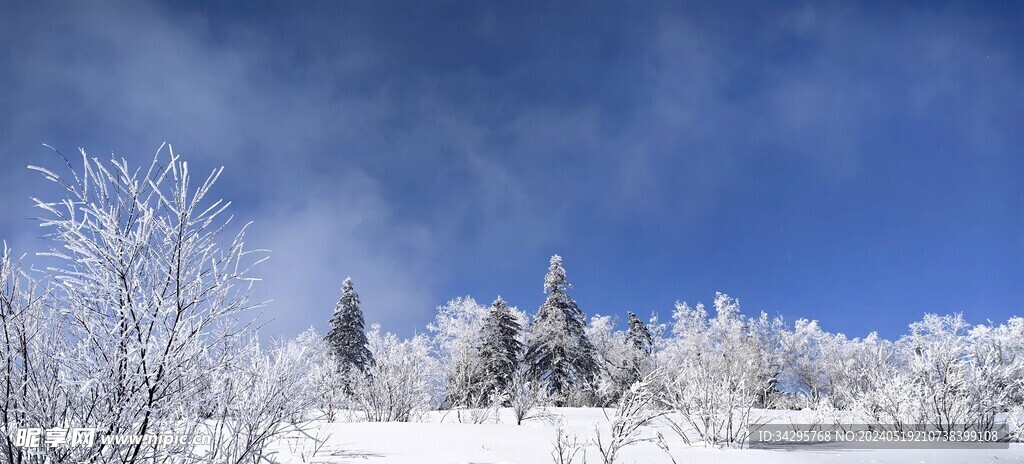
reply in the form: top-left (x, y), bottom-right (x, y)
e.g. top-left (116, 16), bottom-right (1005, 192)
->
top-left (248, 171), bottom-right (436, 338)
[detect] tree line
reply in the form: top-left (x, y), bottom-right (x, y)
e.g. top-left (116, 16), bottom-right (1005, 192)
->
top-left (326, 257), bottom-right (1024, 448)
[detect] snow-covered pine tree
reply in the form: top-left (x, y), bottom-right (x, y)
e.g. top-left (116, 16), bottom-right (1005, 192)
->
top-left (623, 311), bottom-right (653, 385)
top-left (477, 296), bottom-right (523, 401)
top-left (525, 255), bottom-right (599, 406)
top-left (625, 312), bottom-right (653, 355)
top-left (325, 277), bottom-right (373, 375)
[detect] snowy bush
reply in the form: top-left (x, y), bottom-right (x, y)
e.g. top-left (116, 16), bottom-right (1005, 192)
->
top-left (592, 373), bottom-right (665, 464)
top-left (200, 330), bottom-right (322, 463)
top-left (348, 325), bottom-right (439, 422)
top-left (509, 363), bottom-right (553, 425)
top-left (747, 310), bottom-right (787, 407)
top-left (550, 424), bottom-right (587, 464)
top-left (308, 345), bottom-right (348, 423)
top-left (657, 294), bottom-right (779, 447)
top-left (798, 397), bottom-right (842, 432)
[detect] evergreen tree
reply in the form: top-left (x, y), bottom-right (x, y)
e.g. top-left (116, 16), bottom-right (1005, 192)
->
top-left (525, 255), bottom-right (599, 406)
top-left (325, 277), bottom-right (373, 375)
top-left (477, 296), bottom-right (523, 401)
top-left (623, 311), bottom-right (654, 386)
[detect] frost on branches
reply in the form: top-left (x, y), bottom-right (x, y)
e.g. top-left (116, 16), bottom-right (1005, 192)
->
top-left (428, 296), bottom-right (491, 414)
top-left (591, 372), bottom-right (665, 464)
top-left (0, 245), bottom-right (60, 464)
top-left (657, 293), bottom-right (782, 447)
top-left (199, 329), bottom-right (323, 463)
top-left (902, 313), bottom-right (1024, 433)
top-left (347, 324), bottom-right (439, 422)
top-left (1, 146), bottom-right (269, 463)
top-left (588, 312), bottom-right (656, 406)
top-left (771, 313), bottom-right (1024, 437)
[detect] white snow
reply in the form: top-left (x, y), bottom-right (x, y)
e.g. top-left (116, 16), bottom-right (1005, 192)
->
top-left (265, 408), bottom-right (1024, 463)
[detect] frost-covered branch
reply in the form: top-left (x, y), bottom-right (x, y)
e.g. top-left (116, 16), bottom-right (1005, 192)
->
top-left (592, 373), bottom-right (665, 464)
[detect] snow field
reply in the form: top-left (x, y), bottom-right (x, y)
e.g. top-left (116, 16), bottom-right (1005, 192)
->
top-left (265, 408), bottom-right (1024, 464)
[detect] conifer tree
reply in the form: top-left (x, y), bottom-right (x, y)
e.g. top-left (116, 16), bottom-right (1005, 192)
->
top-left (325, 277), bottom-right (373, 374)
top-left (623, 311), bottom-right (654, 386)
top-left (525, 255), bottom-right (599, 406)
top-left (477, 296), bottom-right (523, 401)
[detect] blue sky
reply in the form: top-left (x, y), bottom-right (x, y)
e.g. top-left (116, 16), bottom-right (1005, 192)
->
top-left (1, 1), bottom-right (1022, 341)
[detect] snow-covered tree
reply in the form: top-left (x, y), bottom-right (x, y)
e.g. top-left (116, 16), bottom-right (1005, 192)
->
top-left (587, 314), bottom-right (628, 404)
top-left (826, 332), bottom-right (910, 426)
top-left (348, 324), bottom-right (439, 422)
top-left (429, 296), bottom-right (490, 411)
top-left (747, 310), bottom-right (787, 408)
top-left (587, 312), bottom-right (658, 406)
top-left (819, 314), bottom-right (1024, 434)
top-left (904, 313), bottom-right (974, 432)
top-left (884, 313), bottom-right (1023, 433)
top-left (657, 293), bottom-right (777, 447)
top-left (780, 319), bottom-right (834, 403)
top-left (325, 277), bottom-right (373, 376)
top-left (525, 255), bottom-right (599, 406)
top-left (23, 146), bottom-right (266, 463)
top-left (966, 317), bottom-right (1024, 430)
top-left (623, 312), bottom-right (654, 384)
top-left (476, 296), bottom-right (523, 402)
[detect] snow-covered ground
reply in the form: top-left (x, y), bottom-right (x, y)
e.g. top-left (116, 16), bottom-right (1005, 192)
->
top-left (266, 408), bottom-right (1024, 464)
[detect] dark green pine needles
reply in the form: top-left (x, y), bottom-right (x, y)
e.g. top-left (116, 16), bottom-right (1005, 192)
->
top-left (325, 277), bottom-right (374, 374)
